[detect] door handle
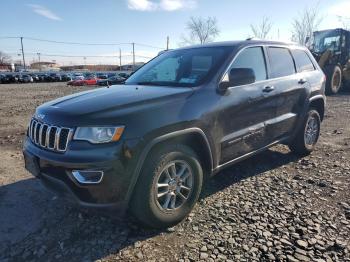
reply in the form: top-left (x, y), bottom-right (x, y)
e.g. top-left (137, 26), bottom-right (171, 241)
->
top-left (262, 86), bottom-right (274, 92)
top-left (298, 78), bottom-right (307, 85)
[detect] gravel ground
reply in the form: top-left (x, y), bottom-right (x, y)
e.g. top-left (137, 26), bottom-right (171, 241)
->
top-left (0, 82), bottom-right (349, 262)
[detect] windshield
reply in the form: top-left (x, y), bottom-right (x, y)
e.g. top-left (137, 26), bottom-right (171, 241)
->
top-left (125, 46), bottom-right (234, 87)
top-left (312, 30), bottom-right (341, 53)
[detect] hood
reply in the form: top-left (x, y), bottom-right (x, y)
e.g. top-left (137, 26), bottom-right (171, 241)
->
top-left (36, 85), bottom-right (194, 126)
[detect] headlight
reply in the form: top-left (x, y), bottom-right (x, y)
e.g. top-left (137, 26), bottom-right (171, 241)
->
top-left (73, 126), bottom-right (125, 144)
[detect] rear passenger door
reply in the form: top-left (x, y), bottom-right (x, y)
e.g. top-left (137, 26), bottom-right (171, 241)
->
top-left (266, 47), bottom-right (307, 140)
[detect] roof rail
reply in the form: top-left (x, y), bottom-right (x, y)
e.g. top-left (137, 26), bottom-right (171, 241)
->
top-left (246, 37), bottom-right (261, 41)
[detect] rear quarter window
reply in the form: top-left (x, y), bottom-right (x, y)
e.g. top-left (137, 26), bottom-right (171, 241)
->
top-left (268, 47), bottom-right (296, 78)
top-left (291, 49), bottom-right (315, 73)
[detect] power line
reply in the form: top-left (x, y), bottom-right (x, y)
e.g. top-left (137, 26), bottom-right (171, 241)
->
top-left (6, 51), bottom-right (154, 59)
top-left (24, 37), bottom-right (131, 46)
top-left (0, 36), bottom-right (20, 39)
top-left (134, 42), bottom-right (164, 50)
top-left (0, 36), bottom-right (164, 49)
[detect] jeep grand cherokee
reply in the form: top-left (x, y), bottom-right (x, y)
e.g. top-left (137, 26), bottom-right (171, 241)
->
top-left (23, 40), bottom-right (326, 228)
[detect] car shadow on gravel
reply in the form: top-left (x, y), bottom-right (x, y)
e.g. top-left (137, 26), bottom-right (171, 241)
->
top-left (201, 147), bottom-right (299, 199)
top-left (0, 147), bottom-right (300, 261)
top-left (0, 177), bottom-right (168, 261)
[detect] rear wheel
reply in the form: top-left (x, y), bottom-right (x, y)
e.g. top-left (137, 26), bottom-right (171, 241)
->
top-left (130, 144), bottom-right (203, 228)
top-left (289, 109), bottom-right (321, 156)
top-left (325, 65), bottom-right (342, 95)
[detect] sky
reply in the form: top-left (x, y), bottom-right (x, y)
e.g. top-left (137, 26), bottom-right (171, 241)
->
top-left (0, 0), bottom-right (349, 65)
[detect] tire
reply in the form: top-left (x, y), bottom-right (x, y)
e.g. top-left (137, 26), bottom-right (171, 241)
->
top-left (289, 109), bottom-right (321, 156)
top-left (130, 144), bottom-right (203, 228)
top-left (325, 65), bottom-right (342, 95)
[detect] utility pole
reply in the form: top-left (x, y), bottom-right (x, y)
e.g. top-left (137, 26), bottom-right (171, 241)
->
top-left (119, 48), bottom-right (122, 70)
top-left (20, 37), bottom-right (26, 70)
top-left (132, 42), bottom-right (135, 71)
top-left (37, 52), bottom-right (41, 71)
top-left (166, 36), bottom-right (169, 50)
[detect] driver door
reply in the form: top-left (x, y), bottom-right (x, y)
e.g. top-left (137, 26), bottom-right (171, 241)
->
top-left (218, 46), bottom-right (278, 164)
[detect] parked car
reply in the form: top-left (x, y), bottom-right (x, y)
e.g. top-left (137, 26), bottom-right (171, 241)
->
top-left (96, 73), bottom-right (108, 80)
top-left (73, 73), bottom-right (84, 78)
top-left (83, 76), bottom-right (98, 85)
top-left (60, 74), bottom-right (72, 82)
top-left (84, 73), bottom-right (96, 79)
top-left (67, 75), bottom-right (84, 85)
top-left (47, 73), bottom-right (62, 82)
top-left (107, 73), bottom-right (117, 78)
top-left (118, 72), bottom-right (130, 79)
top-left (29, 74), bottom-right (40, 82)
top-left (97, 76), bottom-right (125, 86)
top-left (68, 76), bottom-right (97, 86)
top-left (0, 74), bottom-right (6, 83)
top-left (1, 74), bottom-right (18, 83)
top-left (36, 74), bottom-right (48, 82)
top-left (23, 40), bottom-right (326, 228)
top-left (67, 79), bottom-right (84, 86)
top-left (19, 74), bottom-right (34, 83)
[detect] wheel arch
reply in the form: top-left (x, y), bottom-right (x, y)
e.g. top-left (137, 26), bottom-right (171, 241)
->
top-left (309, 95), bottom-right (325, 121)
top-left (125, 128), bottom-right (213, 205)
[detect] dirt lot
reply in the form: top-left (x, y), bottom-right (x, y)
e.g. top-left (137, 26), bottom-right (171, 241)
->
top-left (0, 82), bottom-right (349, 262)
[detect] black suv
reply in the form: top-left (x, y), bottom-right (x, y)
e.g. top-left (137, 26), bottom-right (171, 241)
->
top-left (23, 40), bottom-right (326, 228)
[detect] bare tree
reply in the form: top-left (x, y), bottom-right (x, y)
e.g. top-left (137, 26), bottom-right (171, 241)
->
top-left (291, 4), bottom-right (323, 45)
top-left (0, 51), bottom-right (11, 65)
top-left (250, 17), bottom-right (273, 39)
top-left (337, 16), bottom-right (350, 30)
top-left (181, 16), bottom-right (220, 45)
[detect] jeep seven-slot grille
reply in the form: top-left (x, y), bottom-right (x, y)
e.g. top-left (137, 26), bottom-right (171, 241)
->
top-left (28, 119), bottom-right (73, 152)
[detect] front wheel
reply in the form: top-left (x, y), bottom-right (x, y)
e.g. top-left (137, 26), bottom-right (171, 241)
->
top-left (289, 109), bottom-right (321, 156)
top-left (130, 144), bottom-right (203, 228)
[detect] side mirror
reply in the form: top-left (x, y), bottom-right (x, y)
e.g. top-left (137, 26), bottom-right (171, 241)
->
top-left (219, 68), bottom-right (256, 92)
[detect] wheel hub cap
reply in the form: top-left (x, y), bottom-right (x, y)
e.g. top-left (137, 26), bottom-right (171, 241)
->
top-left (155, 160), bottom-right (193, 211)
top-left (304, 116), bottom-right (319, 146)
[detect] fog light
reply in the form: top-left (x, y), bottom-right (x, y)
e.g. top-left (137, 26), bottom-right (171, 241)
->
top-left (71, 170), bottom-right (104, 184)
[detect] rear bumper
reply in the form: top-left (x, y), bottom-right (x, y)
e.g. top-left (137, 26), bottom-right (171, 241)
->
top-left (23, 136), bottom-right (142, 211)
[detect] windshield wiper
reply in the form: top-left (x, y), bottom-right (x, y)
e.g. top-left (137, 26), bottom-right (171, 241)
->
top-left (133, 81), bottom-right (192, 88)
top-left (136, 81), bottom-right (163, 86)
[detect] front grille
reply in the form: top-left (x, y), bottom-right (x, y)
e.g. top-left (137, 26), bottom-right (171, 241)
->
top-left (28, 119), bottom-right (73, 152)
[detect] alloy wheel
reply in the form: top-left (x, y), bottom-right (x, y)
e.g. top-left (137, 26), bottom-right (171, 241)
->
top-left (155, 160), bottom-right (193, 211)
top-left (304, 115), bottom-right (319, 146)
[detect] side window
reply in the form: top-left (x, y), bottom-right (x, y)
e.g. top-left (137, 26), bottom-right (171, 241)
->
top-left (268, 47), bottom-right (296, 78)
top-left (292, 49), bottom-right (315, 73)
top-left (230, 47), bottom-right (267, 82)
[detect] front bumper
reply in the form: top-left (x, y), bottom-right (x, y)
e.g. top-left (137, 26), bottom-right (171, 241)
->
top-left (23, 136), bottom-right (141, 211)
